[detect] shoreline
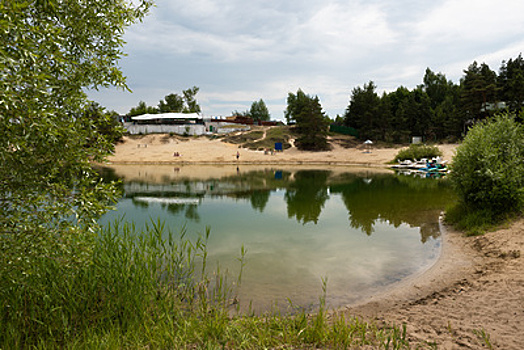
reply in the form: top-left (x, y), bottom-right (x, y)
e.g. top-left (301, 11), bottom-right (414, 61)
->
top-left (348, 217), bottom-right (523, 349)
top-left (347, 217), bottom-right (473, 312)
top-left (106, 134), bottom-right (523, 348)
top-left (106, 160), bottom-right (389, 166)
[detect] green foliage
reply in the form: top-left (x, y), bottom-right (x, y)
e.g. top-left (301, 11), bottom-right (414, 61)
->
top-left (222, 126), bottom-right (293, 150)
top-left (498, 54), bottom-right (524, 118)
top-left (286, 89), bottom-right (330, 151)
top-left (129, 100), bottom-right (159, 116)
top-left (393, 144), bottom-right (443, 162)
top-left (158, 93), bottom-right (184, 113)
top-left (182, 86), bottom-right (202, 114)
top-left (330, 124), bottom-right (359, 137)
top-left (232, 109), bottom-right (251, 118)
top-left (131, 86), bottom-right (202, 116)
top-left (0, 0), bottom-right (151, 342)
top-left (244, 127), bottom-right (293, 150)
top-left (473, 328), bottom-right (494, 350)
top-left (445, 202), bottom-right (501, 236)
top-left (344, 81), bottom-right (381, 140)
top-left (0, 222), bottom-right (223, 347)
top-left (341, 55), bottom-right (524, 142)
top-left (461, 61), bottom-right (498, 120)
top-left (222, 130), bottom-right (264, 144)
top-left (85, 102), bottom-right (125, 145)
top-left (449, 113), bottom-right (524, 215)
top-left (250, 98), bottom-right (271, 121)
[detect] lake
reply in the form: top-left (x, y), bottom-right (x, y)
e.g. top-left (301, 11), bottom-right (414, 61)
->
top-left (98, 165), bottom-right (455, 313)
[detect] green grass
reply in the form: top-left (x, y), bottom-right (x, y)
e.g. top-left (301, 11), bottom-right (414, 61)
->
top-left (222, 130), bottom-right (265, 145)
top-left (222, 126), bottom-right (294, 150)
top-left (243, 126), bottom-right (294, 150)
top-left (445, 201), bottom-right (522, 236)
top-left (1, 219), bottom-right (443, 349)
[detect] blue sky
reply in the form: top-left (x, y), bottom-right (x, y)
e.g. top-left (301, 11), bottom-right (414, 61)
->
top-left (88, 0), bottom-right (524, 121)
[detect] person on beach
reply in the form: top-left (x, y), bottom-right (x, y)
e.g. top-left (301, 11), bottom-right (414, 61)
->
top-left (236, 151), bottom-right (240, 160)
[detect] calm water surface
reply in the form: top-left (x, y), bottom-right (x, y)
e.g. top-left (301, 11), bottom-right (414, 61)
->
top-left (98, 165), bottom-right (455, 312)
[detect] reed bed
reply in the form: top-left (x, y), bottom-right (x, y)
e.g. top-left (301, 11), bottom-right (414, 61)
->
top-left (1, 220), bottom-right (430, 349)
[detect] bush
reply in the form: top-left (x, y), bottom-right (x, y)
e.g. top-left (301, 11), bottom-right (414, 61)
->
top-left (393, 144), bottom-right (442, 162)
top-left (449, 113), bottom-right (524, 215)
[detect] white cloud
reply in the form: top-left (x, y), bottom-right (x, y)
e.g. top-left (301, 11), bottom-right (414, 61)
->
top-left (415, 0), bottom-right (524, 43)
top-left (89, 0), bottom-right (524, 118)
top-left (304, 2), bottom-right (397, 60)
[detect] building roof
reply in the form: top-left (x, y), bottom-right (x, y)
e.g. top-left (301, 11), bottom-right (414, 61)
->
top-left (131, 113), bottom-right (201, 121)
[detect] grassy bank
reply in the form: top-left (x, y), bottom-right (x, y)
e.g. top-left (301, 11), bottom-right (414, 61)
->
top-left (1, 220), bottom-right (432, 349)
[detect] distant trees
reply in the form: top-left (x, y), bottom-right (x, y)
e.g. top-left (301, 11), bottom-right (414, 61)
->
top-left (250, 99), bottom-right (271, 122)
top-left (128, 86), bottom-right (201, 116)
top-left (344, 81), bottom-right (435, 143)
top-left (460, 62), bottom-right (498, 120)
top-left (158, 93), bottom-right (184, 113)
top-left (285, 89), bottom-right (330, 151)
top-left (181, 86), bottom-right (201, 114)
top-left (498, 54), bottom-right (524, 119)
top-left (231, 99), bottom-right (271, 122)
top-left (343, 81), bottom-right (380, 140)
top-left (129, 101), bottom-right (158, 116)
top-left (343, 54), bottom-right (524, 143)
top-left (121, 55), bottom-right (524, 143)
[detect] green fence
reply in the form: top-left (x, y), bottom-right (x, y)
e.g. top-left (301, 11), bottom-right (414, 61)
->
top-left (330, 124), bottom-right (359, 137)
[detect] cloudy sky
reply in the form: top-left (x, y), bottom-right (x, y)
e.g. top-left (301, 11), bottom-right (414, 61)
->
top-left (88, 0), bottom-right (524, 121)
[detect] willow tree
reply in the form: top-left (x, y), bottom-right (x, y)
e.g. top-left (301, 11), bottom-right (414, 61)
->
top-left (0, 0), bottom-right (152, 307)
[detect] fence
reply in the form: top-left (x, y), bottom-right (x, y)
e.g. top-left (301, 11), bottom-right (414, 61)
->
top-left (329, 124), bottom-right (359, 137)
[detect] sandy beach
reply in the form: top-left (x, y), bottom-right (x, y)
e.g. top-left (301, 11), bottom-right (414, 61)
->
top-left (107, 133), bottom-right (523, 349)
top-left (107, 133), bottom-right (457, 167)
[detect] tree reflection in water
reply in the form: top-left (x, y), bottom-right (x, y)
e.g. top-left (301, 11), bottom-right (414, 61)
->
top-left (98, 166), bottom-right (455, 241)
top-left (97, 165), bottom-right (456, 311)
top-left (285, 170), bottom-right (330, 224)
top-left (330, 173), bottom-right (454, 240)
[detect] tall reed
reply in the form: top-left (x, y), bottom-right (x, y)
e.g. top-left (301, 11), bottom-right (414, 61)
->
top-left (1, 219), bottom-right (443, 349)
top-left (0, 219), bottom-right (236, 348)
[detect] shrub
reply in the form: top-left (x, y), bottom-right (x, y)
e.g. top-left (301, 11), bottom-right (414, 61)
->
top-left (449, 113), bottom-right (524, 215)
top-left (393, 144), bottom-right (442, 162)
top-left (445, 202), bottom-right (499, 236)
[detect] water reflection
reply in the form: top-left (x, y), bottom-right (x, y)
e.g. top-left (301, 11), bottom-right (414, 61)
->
top-left (97, 165), bottom-right (456, 312)
top-left (98, 165), bottom-right (454, 239)
top-left (285, 170), bottom-right (330, 224)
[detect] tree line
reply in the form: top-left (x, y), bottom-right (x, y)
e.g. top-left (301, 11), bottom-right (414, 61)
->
top-left (128, 88), bottom-right (271, 122)
top-left (127, 55), bottom-right (523, 150)
top-left (340, 54), bottom-right (524, 142)
top-left (128, 86), bottom-right (202, 116)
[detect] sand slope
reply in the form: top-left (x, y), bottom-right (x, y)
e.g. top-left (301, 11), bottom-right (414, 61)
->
top-left (107, 133), bottom-right (457, 167)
